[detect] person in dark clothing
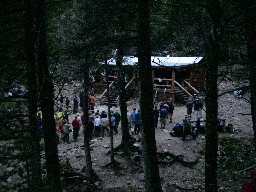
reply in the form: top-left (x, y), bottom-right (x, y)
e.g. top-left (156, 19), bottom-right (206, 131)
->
top-left (95, 110), bottom-right (100, 116)
top-left (64, 109), bottom-right (71, 123)
top-left (100, 110), bottom-right (107, 118)
top-left (167, 100), bottom-right (174, 123)
top-left (59, 94), bottom-right (65, 107)
top-left (113, 110), bottom-right (121, 129)
top-left (182, 115), bottom-right (196, 141)
top-left (110, 113), bottom-right (118, 134)
top-left (153, 106), bottom-right (159, 129)
top-left (186, 99), bottom-right (193, 118)
top-left (65, 96), bottom-right (70, 108)
top-left (88, 114), bottom-right (95, 140)
top-left (79, 90), bottom-right (85, 108)
top-left (73, 95), bottom-right (79, 114)
top-left (159, 107), bottom-right (168, 129)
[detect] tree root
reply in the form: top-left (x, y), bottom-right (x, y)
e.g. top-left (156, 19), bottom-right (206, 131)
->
top-left (157, 152), bottom-right (200, 167)
top-left (106, 137), bottom-right (138, 156)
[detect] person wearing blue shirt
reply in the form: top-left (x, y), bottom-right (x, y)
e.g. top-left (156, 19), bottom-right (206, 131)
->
top-left (131, 108), bottom-right (137, 129)
top-left (134, 110), bottom-right (141, 135)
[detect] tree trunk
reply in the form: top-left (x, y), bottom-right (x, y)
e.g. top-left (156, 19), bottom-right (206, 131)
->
top-left (116, 45), bottom-right (132, 154)
top-left (82, 64), bottom-right (93, 183)
top-left (137, 0), bottom-right (162, 191)
top-left (36, 0), bottom-right (62, 190)
top-left (105, 57), bottom-right (115, 163)
top-left (205, 0), bottom-right (221, 191)
top-left (244, 0), bottom-right (256, 150)
top-left (24, 0), bottom-right (43, 190)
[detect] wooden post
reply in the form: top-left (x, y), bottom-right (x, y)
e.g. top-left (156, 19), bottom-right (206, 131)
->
top-left (171, 69), bottom-right (176, 102)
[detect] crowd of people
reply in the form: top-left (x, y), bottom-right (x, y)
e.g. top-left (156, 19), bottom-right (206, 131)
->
top-left (36, 89), bottom-right (234, 144)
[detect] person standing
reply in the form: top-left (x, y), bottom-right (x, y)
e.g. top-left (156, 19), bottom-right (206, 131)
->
top-left (134, 110), bottom-right (141, 135)
top-left (94, 115), bottom-right (101, 137)
top-left (65, 96), bottom-right (70, 108)
top-left (167, 99), bottom-right (174, 123)
top-left (88, 113), bottom-right (95, 140)
top-left (63, 121), bottom-right (71, 143)
top-left (88, 94), bottom-right (96, 110)
top-left (186, 99), bottom-right (193, 118)
top-left (159, 106), bottom-right (168, 129)
top-left (153, 106), bottom-right (159, 129)
top-left (73, 95), bottom-right (79, 114)
top-left (110, 113), bottom-right (117, 134)
top-left (72, 116), bottom-right (80, 141)
top-left (131, 108), bottom-right (137, 129)
top-left (113, 110), bottom-right (121, 129)
top-left (79, 90), bottom-right (85, 108)
top-left (59, 94), bottom-right (64, 108)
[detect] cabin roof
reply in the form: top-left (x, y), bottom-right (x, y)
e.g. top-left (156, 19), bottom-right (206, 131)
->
top-left (107, 56), bottom-right (203, 67)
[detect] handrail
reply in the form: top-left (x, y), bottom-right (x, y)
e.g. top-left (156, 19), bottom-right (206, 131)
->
top-left (100, 81), bottom-right (114, 98)
top-left (117, 77), bottom-right (135, 100)
top-left (125, 76), bottom-right (135, 89)
top-left (154, 88), bottom-right (159, 98)
top-left (174, 80), bottom-right (192, 96)
top-left (183, 80), bottom-right (200, 94)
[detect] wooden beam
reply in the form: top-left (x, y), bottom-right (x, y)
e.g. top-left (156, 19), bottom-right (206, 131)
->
top-left (184, 80), bottom-right (200, 94)
top-left (174, 80), bottom-right (192, 96)
top-left (100, 81), bottom-right (114, 98)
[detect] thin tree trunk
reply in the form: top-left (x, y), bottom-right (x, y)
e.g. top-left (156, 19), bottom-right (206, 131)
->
top-left (137, 0), bottom-right (162, 191)
top-left (116, 45), bottom-right (132, 154)
top-left (36, 0), bottom-right (62, 190)
top-left (244, 0), bottom-right (256, 150)
top-left (83, 64), bottom-right (93, 183)
top-left (105, 56), bottom-right (115, 163)
top-left (205, 0), bottom-right (221, 191)
top-left (24, 0), bottom-right (43, 190)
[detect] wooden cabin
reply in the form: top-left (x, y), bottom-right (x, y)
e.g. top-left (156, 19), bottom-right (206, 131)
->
top-left (92, 56), bottom-right (204, 103)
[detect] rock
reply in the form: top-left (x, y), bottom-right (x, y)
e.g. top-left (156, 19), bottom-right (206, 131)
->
top-left (163, 149), bottom-right (168, 153)
top-left (12, 150), bottom-right (20, 156)
top-left (133, 143), bottom-right (140, 148)
top-left (138, 185), bottom-right (145, 189)
top-left (137, 173), bottom-right (145, 181)
top-left (6, 167), bottom-right (14, 172)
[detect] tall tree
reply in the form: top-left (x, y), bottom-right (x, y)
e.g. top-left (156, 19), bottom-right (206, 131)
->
top-left (137, 0), bottom-right (162, 191)
top-left (243, 0), bottom-right (256, 150)
top-left (205, 0), bottom-right (221, 191)
top-left (116, 45), bottom-right (133, 155)
top-left (24, 0), bottom-right (43, 190)
top-left (36, 0), bottom-right (62, 190)
top-left (82, 58), bottom-right (93, 183)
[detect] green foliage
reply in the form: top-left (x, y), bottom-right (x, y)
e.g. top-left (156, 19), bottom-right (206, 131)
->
top-left (218, 135), bottom-right (256, 189)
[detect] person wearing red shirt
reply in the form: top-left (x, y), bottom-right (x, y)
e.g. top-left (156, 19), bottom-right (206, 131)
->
top-left (72, 116), bottom-right (80, 141)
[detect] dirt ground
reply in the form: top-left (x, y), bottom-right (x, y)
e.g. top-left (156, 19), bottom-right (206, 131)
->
top-left (56, 79), bottom-right (253, 191)
top-left (0, 79), bottom-right (253, 191)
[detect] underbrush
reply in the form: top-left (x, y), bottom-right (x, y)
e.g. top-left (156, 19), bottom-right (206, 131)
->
top-left (218, 134), bottom-right (256, 191)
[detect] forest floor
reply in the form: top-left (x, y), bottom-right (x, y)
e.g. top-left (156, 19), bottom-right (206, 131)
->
top-left (0, 79), bottom-right (254, 191)
top-left (56, 79), bottom-right (253, 192)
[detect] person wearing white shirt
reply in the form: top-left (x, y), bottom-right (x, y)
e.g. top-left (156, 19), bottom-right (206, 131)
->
top-left (94, 115), bottom-right (101, 137)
